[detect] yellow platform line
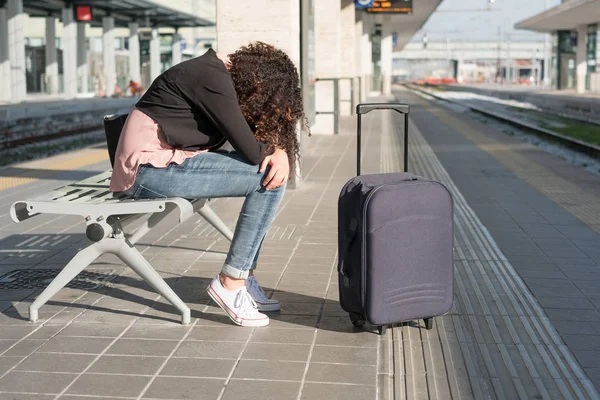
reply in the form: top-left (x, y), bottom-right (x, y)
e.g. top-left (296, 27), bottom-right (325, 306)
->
top-left (420, 99), bottom-right (600, 234)
top-left (0, 149), bottom-right (109, 192)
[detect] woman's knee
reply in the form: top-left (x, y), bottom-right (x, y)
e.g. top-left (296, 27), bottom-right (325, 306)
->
top-left (259, 180), bottom-right (286, 195)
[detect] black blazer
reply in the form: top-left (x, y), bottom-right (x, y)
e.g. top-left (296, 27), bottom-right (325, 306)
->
top-left (135, 48), bottom-right (270, 165)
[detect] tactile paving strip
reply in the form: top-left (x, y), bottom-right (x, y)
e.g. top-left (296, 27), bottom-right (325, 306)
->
top-left (375, 110), bottom-right (600, 400)
top-left (0, 149), bottom-right (109, 192)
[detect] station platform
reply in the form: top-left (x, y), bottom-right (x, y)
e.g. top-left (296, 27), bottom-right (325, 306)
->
top-left (0, 88), bottom-right (599, 399)
top-left (452, 83), bottom-right (600, 99)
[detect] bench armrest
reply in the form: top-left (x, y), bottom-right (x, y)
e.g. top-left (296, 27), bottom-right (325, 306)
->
top-left (10, 198), bottom-right (166, 223)
top-left (10, 197), bottom-right (199, 223)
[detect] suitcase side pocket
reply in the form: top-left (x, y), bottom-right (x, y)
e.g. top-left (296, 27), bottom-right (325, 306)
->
top-left (338, 181), bottom-right (368, 314)
top-left (338, 215), bottom-right (364, 313)
top-left (339, 217), bottom-right (359, 277)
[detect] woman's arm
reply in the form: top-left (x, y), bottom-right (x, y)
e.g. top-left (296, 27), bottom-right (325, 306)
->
top-left (178, 64), bottom-right (272, 165)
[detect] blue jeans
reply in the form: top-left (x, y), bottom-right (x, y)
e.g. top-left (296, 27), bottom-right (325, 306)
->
top-left (126, 152), bottom-right (285, 279)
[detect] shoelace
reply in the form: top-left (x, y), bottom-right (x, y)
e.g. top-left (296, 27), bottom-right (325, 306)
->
top-left (234, 287), bottom-right (259, 316)
top-left (248, 277), bottom-right (268, 301)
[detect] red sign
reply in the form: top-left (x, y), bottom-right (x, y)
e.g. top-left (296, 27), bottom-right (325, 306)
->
top-left (75, 5), bottom-right (93, 22)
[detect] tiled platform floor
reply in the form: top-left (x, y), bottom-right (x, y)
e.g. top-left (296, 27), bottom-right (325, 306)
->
top-left (0, 92), bottom-right (598, 399)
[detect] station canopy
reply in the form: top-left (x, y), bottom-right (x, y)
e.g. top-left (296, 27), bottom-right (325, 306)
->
top-left (385, 0), bottom-right (442, 51)
top-left (515, 0), bottom-right (600, 32)
top-left (19, 0), bottom-right (213, 28)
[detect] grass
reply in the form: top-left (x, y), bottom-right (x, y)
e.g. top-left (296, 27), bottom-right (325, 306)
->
top-left (548, 122), bottom-right (600, 146)
top-left (503, 106), bottom-right (600, 147)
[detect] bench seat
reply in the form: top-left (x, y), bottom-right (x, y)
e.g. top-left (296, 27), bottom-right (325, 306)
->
top-left (10, 170), bottom-right (234, 324)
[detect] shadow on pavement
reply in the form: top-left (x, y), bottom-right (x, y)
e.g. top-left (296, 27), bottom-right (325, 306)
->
top-left (0, 233), bottom-right (389, 333)
top-left (0, 275), bottom-right (388, 333)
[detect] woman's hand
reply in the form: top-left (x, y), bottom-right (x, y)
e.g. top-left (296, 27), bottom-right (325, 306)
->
top-left (259, 148), bottom-right (289, 190)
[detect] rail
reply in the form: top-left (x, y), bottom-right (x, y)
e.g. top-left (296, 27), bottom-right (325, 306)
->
top-left (315, 77), bottom-right (357, 135)
top-left (406, 84), bottom-right (600, 160)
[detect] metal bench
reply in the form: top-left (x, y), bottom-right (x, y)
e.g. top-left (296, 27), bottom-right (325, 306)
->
top-left (9, 116), bottom-right (235, 325)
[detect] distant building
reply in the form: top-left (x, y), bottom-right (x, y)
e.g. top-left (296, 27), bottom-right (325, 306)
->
top-left (394, 40), bottom-right (548, 85)
top-left (16, 0), bottom-right (215, 97)
top-left (516, 0), bottom-right (600, 93)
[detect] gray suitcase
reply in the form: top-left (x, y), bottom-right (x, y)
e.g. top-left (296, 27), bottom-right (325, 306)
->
top-left (337, 103), bottom-right (454, 335)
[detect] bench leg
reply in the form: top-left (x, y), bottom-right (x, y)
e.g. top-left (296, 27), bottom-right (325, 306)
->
top-left (198, 203), bottom-right (234, 242)
top-left (29, 241), bottom-right (104, 322)
top-left (128, 202), bottom-right (182, 245)
top-left (127, 202), bottom-right (232, 244)
top-left (126, 214), bottom-right (153, 245)
top-left (112, 239), bottom-right (191, 325)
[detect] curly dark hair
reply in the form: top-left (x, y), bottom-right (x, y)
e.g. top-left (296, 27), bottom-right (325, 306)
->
top-left (228, 42), bottom-right (307, 169)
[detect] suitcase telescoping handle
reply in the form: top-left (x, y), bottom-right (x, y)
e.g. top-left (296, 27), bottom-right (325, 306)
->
top-left (356, 103), bottom-right (410, 176)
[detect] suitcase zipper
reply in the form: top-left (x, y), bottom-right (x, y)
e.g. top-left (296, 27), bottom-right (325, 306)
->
top-left (361, 184), bottom-right (385, 315)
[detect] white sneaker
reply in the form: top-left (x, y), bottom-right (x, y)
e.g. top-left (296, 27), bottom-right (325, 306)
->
top-left (246, 276), bottom-right (281, 312)
top-left (207, 275), bottom-right (269, 327)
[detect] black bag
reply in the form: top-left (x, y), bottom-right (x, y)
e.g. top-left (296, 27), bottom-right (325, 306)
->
top-left (103, 114), bottom-right (128, 168)
top-left (337, 103), bottom-right (454, 335)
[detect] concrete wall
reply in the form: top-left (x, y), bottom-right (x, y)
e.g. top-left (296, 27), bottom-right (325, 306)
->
top-left (339, 0), bottom-right (357, 115)
top-left (313, 0), bottom-right (362, 133)
top-left (312, 0), bottom-right (340, 133)
top-left (215, 0), bottom-right (300, 66)
top-left (215, 0), bottom-right (302, 185)
top-left (360, 13), bottom-right (374, 101)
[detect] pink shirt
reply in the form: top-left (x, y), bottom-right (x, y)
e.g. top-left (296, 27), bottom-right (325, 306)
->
top-left (109, 108), bottom-right (205, 192)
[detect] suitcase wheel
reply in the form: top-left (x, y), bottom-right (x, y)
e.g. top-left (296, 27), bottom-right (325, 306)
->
top-left (378, 326), bottom-right (387, 335)
top-left (424, 318), bottom-right (433, 330)
top-left (349, 312), bottom-right (366, 327)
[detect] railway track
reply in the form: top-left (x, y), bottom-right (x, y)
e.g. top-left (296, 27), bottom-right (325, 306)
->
top-left (405, 83), bottom-right (600, 160)
top-left (1, 122), bottom-right (103, 150)
top-left (0, 122), bottom-right (105, 168)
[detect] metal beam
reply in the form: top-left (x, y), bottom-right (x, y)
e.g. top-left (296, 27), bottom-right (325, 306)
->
top-left (31, 0), bottom-right (64, 7)
top-left (22, 0), bottom-right (213, 27)
top-left (89, 6), bottom-right (134, 23)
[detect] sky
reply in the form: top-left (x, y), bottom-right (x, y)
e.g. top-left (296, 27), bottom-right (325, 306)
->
top-left (413, 0), bottom-right (562, 42)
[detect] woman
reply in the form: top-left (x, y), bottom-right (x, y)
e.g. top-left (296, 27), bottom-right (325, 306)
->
top-left (109, 42), bottom-right (304, 327)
